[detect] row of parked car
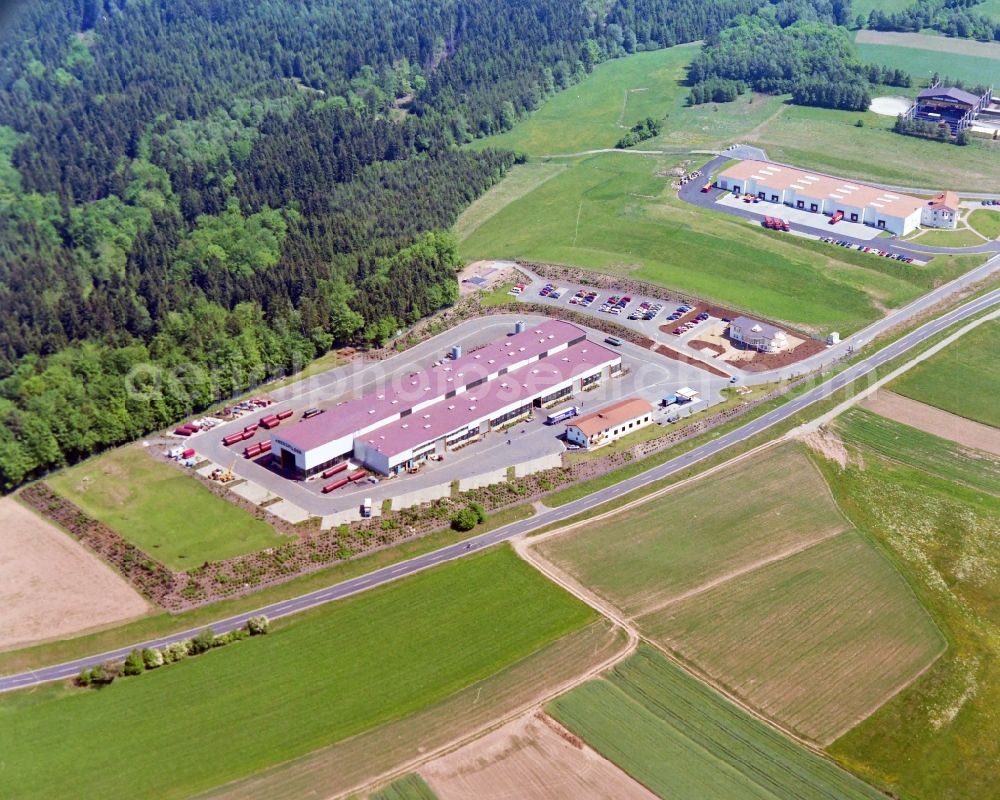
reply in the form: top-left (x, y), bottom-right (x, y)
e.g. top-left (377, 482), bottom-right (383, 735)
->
top-left (568, 288), bottom-right (598, 307)
top-left (763, 216), bottom-right (790, 232)
top-left (819, 237), bottom-right (915, 263)
top-left (600, 295), bottom-right (632, 315)
top-left (538, 283), bottom-right (565, 300)
top-left (980, 199), bottom-right (1000, 206)
top-left (669, 306), bottom-right (712, 336)
top-left (628, 301), bottom-right (663, 321)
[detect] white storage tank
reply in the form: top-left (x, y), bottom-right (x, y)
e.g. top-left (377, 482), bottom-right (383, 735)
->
top-left (450, 344), bottom-right (462, 359)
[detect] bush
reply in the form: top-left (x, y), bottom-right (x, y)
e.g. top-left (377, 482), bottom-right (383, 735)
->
top-left (142, 648), bottom-right (164, 669)
top-left (188, 628), bottom-right (216, 655)
top-left (76, 668), bottom-right (93, 687)
top-left (91, 661), bottom-right (121, 685)
top-left (122, 649), bottom-right (145, 676)
top-left (162, 641), bottom-right (189, 663)
top-left (468, 501), bottom-right (487, 524)
top-left (855, 119), bottom-right (864, 127)
top-left (451, 507), bottom-right (479, 531)
top-left (246, 615), bottom-right (270, 636)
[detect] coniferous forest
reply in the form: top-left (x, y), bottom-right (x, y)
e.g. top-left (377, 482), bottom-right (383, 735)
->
top-left (0, 0), bottom-right (881, 488)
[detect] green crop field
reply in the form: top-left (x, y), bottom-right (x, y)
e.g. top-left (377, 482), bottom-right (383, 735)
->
top-left (469, 45), bottom-right (698, 157)
top-left (857, 43), bottom-right (1000, 88)
top-left (459, 152), bottom-right (979, 334)
top-left (370, 774), bottom-right (438, 800)
top-left (818, 452), bottom-right (1000, 799)
top-left (745, 104), bottom-right (1000, 192)
top-left (968, 208), bottom-right (1000, 239)
top-left (835, 408), bottom-right (1000, 496)
top-left (538, 443), bottom-right (853, 617)
top-left (47, 446), bottom-right (286, 569)
top-left (890, 320), bottom-right (1000, 427)
top-left (0, 547), bottom-right (595, 799)
top-left (641, 530), bottom-right (944, 744)
top-left (548, 645), bottom-right (885, 800)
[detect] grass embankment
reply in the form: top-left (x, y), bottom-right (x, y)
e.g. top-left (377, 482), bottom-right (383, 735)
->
top-left (0, 546), bottom-right (594, 799)
top-left (968, 209), bottom-right (1000, 240)
top-left (912, 228), bottom-right (988, 248)
top-left (47, 446), bottom-right (285, 568)
top-left (0, 502), bottom-right (535, 673)
top-left (835, 408), bottom-right (1000, 496)
top-left (370, 774), bottom-right (438, 800)
top-left (890, 319), bottom-right (1000, 427)
top-left (460, 152), bottom-right (986, 334)
top-left (819, 447), bottom-right (1000, 800)
top-left (468, 45), bottom-right (698, 157)
top-left (548, 645), bottom-right (884, 800)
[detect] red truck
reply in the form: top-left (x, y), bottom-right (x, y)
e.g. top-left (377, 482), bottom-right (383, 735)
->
top-left (322, 477), bottom-right (350, 493)
top-left (829, 210), bottom-right (843, 224)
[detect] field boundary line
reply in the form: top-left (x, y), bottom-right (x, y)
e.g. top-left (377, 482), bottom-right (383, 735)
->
top-left (636, 526), bottom-right (848, 617)
top-left (520, 525), bottom-right (835, 756)
top-left (527, 439), bottom-right (782, 548)
top-left (340, 615), bottom-right (637, 799)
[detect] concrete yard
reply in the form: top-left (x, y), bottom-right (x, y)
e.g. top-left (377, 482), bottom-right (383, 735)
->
top-left (716, 193), bottom-right (884, 240)
top-left (186, 314), bottom-right (730, 519)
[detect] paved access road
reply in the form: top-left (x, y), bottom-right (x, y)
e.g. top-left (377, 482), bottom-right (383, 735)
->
top-left (4, 285), bottom-right (999, 694)
top-left (685, 155), bottom-right (1000, 258)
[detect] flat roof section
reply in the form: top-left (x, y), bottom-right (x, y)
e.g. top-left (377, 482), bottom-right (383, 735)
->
top-left (276, 320), bottom-right (587, 452)
top-left (361, 340), bottom-right (621, 460)
top-left (719, 160), bottom-right (925, 218)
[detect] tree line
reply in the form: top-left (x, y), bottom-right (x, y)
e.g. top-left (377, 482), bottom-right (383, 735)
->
top-left (0, 0), bottom-right (873, 490)
top-left (687, 10), bottom-right (913, 111)
top-left (866, 0), bottom-right (1000, 43)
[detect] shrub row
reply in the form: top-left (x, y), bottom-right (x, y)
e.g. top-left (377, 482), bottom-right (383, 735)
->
top-left (76, 616), bottom-right (269, 688)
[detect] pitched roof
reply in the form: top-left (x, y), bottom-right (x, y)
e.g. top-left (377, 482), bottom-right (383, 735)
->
top-left (917, 87), bottom-right (980, 107)
top-left (567, 397), bottom-right (653, 437)
top-left (729, 316), bottom-right (785, 342)
top-left (928, 191), bottom-right (960, 212)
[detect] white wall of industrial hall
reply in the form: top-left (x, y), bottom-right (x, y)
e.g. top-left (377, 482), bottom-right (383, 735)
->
top-left (272, 320), bottom-right (622, 477)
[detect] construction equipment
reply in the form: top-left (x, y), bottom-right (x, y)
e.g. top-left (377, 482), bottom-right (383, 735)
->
top-left (212, 458), bottom-right (237, 483)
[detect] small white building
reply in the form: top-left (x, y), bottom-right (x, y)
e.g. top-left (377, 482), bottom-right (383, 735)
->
top-left (921, 191), bottom-right (960, 229)
top-left (565, 398), bottom-right (654, 449)
top-left (728, 316), bottom-right (788, 353)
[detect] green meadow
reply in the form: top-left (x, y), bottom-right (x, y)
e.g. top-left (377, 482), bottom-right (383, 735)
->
top-left (0, 547), bottom-right (594, 799)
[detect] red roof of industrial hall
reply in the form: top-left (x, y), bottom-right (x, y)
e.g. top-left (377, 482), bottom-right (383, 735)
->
top-left (360, 340), bottom-right (620, 459)
top-left (275, 320), bottom-right (587, 452)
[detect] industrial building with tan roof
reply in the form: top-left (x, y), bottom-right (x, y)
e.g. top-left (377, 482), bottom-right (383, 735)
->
top-left (716, 160), bottom-right (932, 235)
top-left (565, 397), bottom-right (655, 449)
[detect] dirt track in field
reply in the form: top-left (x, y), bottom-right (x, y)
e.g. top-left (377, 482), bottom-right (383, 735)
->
top-left (0, 497), bottom-right (149, 651)
top-left (863, 391), bottom-right (1000, 457)
top-left (420, 712), bottom-right (657, 800)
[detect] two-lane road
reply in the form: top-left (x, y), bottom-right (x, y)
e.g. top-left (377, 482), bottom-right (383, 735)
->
top-left (3, 286), bottom-right (1000, 693)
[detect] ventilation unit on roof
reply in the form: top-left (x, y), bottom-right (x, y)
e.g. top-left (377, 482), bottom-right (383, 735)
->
top-left (424, 424), bottom-right (431, 429)
top-left (401, 423), bottom-right (408, 428)
top-left (448, 405), bottom-right (455, 410)
top-left (368, 409), bottom-right (375, 414)
top-left (377, 394), bottom-right (384, 400)
top-left (423, 414), bottom-right (431, 419)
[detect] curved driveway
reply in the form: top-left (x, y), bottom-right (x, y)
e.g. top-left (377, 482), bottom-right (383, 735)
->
top-left (3, 285), bottom-right (999, 693)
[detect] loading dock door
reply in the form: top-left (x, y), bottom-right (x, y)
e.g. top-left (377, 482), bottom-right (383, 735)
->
top-left (281, 449), bottom-right (296, 471)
